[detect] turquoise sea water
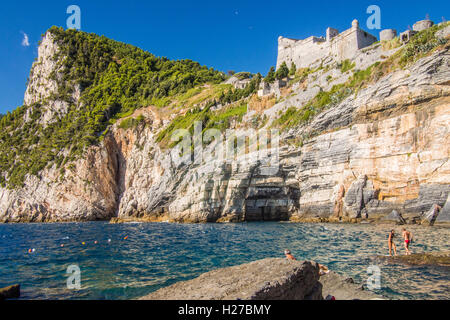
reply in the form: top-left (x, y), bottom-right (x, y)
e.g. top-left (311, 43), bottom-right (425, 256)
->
top-left (0, 221), bottom-right (448, 300)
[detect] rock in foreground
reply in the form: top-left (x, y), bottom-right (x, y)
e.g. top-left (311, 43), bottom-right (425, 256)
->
top-left (140, 258), bottom-right (322, 300)
top-left (0, 284), bottom-right (20, 300)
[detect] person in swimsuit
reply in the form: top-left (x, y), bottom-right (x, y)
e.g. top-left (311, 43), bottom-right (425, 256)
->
top-left (402, 228), bottom-right (413, 255)
top-left (284, 249), bottom-right (297, 260)
top-left (284, 250), bottom-right (329, 275)
top-left (388, 229), bottom-right (397, 257)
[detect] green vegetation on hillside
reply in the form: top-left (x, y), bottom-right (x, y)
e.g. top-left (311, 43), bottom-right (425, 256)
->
top-left (398, 22), bottom-right (448, 67)
top-left (0, 27), bottom-right (225, 189)
top-left (218, 74), bottom-right (261, 105)
top-left (275, 62), bottom-right (289, 80)
top-left (264, 67), bottom-right (275, 83)
top-left (156, 101), bottom-right (248, 148)
top-left (338, 59), bottom-right (355, 73)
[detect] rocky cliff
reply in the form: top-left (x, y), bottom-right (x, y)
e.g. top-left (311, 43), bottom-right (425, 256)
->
top-left (0, 23), bottom-right (449, 224)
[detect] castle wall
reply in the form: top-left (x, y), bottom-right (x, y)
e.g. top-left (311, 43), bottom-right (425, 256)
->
top-left (276, 21), bottom-right (378, 70)
top-left (276, 36), bottom-right (327, 69)
top-left (356, 28), bottom-right (378, 49)
top-left (329, 28), bottom-right (359, 62)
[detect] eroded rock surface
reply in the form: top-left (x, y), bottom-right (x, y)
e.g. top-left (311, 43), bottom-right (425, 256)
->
top-left (140, 258), bottom-right (322, 300)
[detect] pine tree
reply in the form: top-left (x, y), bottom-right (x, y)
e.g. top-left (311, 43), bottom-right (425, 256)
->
top-left (264, 67), bottom-right (275, 83)
top-left (275, 62), bottom-right (289, 80)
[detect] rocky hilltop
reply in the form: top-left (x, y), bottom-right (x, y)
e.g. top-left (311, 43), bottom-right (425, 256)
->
top-left (0, 21), bottom-right (449, 224)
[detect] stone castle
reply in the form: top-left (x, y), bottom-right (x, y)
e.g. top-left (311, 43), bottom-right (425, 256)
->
top-left (276, 18), bottom-right (436, 70)
top-left (276, 19), bottom-right (377, 69)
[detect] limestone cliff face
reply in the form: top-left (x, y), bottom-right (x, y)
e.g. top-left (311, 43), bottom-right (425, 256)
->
top-left (24, 32), bottom-right (81, 126)
top-left (0, 28), bottom-right (449, 224)
top-left (0, 136), bottom-right (119, 222)
top-left (294, 48), bottom-right (450, 220)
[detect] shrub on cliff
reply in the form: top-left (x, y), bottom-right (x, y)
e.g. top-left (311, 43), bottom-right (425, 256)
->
top-left (338, 59), bottom-right (355, 73)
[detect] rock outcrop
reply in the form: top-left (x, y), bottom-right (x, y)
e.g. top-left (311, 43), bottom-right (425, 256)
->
top-left (435, 194), bottom-right (450, 224)
top-left (382, 210), bottom-right (407, 224)
top-left (140, 258), bottom-right (322, 300)
top-left (0, 284), bottom-right (20, 300)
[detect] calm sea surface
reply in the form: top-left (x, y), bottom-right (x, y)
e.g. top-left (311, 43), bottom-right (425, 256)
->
top-left (0, 221), bottom-right (448, 300)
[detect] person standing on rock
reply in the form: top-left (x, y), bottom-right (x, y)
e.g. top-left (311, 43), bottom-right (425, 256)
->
top-left (402, 228), bottom-right (413, 255)
top-left (388, 230), bottom-right (397, 256)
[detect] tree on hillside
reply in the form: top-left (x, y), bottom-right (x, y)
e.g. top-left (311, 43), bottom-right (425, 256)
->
top-left (264, 66), bottom-right (275, 83)
top-left (275, 62), bottom-right (289, 80)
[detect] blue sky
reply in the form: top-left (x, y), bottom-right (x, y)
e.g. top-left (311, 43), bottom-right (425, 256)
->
top-left (0, 0), bottom-right (448, 113)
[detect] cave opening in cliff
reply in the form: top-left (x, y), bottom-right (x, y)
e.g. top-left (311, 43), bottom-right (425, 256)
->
top-left (244, 200), bottom-right (290, 222)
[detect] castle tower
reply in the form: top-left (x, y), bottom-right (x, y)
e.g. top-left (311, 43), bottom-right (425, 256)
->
top-left (413, 20), bottom-right (434, 32)
top-left (352, 19), bottom-right (359, 29)
top-left (380, 29), bottom-right (397, 41)
top-left (326, 27), bottom-right (339, 42)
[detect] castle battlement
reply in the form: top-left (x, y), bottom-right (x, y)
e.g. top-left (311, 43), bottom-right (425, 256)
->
top-left (276, 19), bottom-right (378, 70)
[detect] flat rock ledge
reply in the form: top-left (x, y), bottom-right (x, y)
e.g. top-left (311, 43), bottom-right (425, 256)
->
top-left (140, 258), bottom-right (323, 300)
top-left (375, 251), bottom-right (450, 267)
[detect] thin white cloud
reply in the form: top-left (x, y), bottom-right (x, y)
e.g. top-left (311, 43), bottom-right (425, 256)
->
top-left (21, 32), bottom-right (30, 47)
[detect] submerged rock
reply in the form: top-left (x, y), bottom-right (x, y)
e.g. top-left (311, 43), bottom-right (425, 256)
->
top-left (140, 258), bottom-right (323, 300)
top-left (319, 271), bottom-right (383, 300)
top-left (376, 251), bottom-right (450, 267)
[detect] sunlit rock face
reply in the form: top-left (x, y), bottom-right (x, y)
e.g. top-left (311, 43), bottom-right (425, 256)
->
top-left (0, 27), bottom-right (449, 224)
top-left (293, 48), bottom-right (450, 221)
